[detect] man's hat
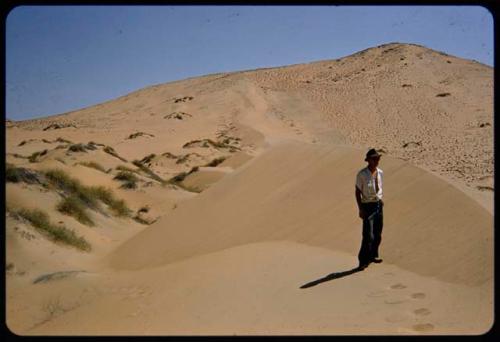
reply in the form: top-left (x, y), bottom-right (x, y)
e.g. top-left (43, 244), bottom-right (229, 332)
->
top-left (365, 148), bottom-right (381, 161)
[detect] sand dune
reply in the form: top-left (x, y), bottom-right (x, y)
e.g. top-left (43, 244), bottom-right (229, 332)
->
top-left (108, 142), bottom-right (492, 287)
top-left (5, 43), bottom-right (493, 335)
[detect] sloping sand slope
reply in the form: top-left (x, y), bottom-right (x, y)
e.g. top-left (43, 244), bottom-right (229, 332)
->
top-left (16, 141), bottom-right (492, 335)
top-left (108, 142), bottom-right (492, 287)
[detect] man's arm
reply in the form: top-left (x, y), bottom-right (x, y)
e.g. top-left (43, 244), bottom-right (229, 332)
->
top-left (355, 186), bottom-right (365, 219)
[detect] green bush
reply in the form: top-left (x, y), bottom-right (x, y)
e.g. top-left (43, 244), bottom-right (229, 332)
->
top-left (15, 208), bottom-right (91, 251)
top-left (57, 196), bottom-right (94, 226)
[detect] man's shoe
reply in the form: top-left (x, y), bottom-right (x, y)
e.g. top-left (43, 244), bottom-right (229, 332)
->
top-left (358, 263), bottom-right (369, 270)
top-left (372, 258), bottom-right (383, 264)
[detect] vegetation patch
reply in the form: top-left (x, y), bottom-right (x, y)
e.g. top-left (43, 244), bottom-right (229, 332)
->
top-left (67, 144), bottom-right (88, 153)
top-left (44, 168), bottom-right (130, 217)
top-left (175, 153), bottom-right (202, 164)
top-left (138, 205), bottom-right (150, 214)
top-left (87, 186), bottom-right (131, 216)
top-left (44, 169), bottom-right (99, 209)
top-left (162, 152), bottom-right (178, 159)
top-left (126, 132), bottom-right (155, 139)
top-left (113, 171), bottom-right (139, 189)
top-left (57, 195), bottom-right (94, 226)
top-left (12, 208), bottom-right (91, 251)
top-left (43, 123), bottom-right (76, 131)
top-left (167, 166), bottom-right (199, 186)
top-left (76, 161), bottom-right (107, 173)
top-left (116, 165), bottom-right (140, 174)
top-left (56, 137), bottom-right (73, 144)
top-left (402, 141), bottom-right (421, 148)
top-left (138, 154), bottom-right (156, 165)
top-left (164, 112), bottom-right (192, 120)
top-left (173, 96), bottom-right (194, 103)
top-left (6, 164), bottom-right (44, 184)
top-left (28, 149), bottom-right (48, 163)
top-left (204, 156), bottom-right (227, 167)
top-left (436, 93), bottom-right (451, 97)
top-left (132, 160), bottom-right (166, 184)
top-left (18, 139), bottom-right (36, 146)
top-left (103, 146), bottom-right (128, 162)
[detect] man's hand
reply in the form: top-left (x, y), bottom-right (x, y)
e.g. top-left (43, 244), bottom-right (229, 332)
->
top-left (359, 209), bottom-right (366, 219)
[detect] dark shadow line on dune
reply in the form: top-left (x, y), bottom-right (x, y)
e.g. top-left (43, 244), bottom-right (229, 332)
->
top-left (300, 267), bottom-right (364, 289)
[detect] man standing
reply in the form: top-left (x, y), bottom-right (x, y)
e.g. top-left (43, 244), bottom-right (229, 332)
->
top-left (355, 148), bottom-right (384, 270)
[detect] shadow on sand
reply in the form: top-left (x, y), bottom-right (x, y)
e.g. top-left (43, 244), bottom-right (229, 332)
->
top-left (300, 267), bottom-right (364, 289)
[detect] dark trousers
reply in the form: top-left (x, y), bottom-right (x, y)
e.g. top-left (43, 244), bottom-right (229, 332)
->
top-left (358, 201), bottom-right (383, 265)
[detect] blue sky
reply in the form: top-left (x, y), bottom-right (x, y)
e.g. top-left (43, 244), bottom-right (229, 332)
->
top-left (6, 5), bottom-right (493, 121)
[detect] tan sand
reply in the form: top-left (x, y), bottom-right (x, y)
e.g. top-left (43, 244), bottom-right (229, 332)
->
top-left (5, 43), bottom-right (493, 335)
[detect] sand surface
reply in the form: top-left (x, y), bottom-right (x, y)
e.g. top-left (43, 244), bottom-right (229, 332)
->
top-left (5, 43), bottom-right (493, 335)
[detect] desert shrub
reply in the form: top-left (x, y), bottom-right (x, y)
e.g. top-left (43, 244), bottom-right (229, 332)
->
top-left (77, 161), bottom-right (107, 173)
top-left (56, 137), bottom-right (73, 144)
top-left (436, 93), bottom-right (451, 97)
top-left (138, 154), bottom-right (156, 165)
top-left (88, 186), bottom-right (130, 217)
top-left (205, 156), bottom-right (227, 167)
top-left (6, 164), bottom-right (43, 184)
top-left (138, 205), bottom-right (150, 214)
top-left (43, 169), bottom-right (98, 208)
top-left (68, 144), bottom-right (88, 153)
top-left (103, 146), bottom-right (128, 162)
top-left (132, 160), bottom-right (165, 184)
top-left (43, 168), bottom-right (131, 216)
top-left (6, 163), bottom-right (23, 183)
top-left (169, 171), bottom-right (189, 183)
top-left (168, 166), bottom-right (199, 184)
top-left (28, 149), bottom-right (48, 163)
top-left (14, 208), bottom-right (90, 251)
top-left (115, 165), bottom-right (140, 174)
top-left (57, 195), bottom-right (94, 226)
top-left (113, 171), bottom-right (138, 189)
top-left (127, 132), bottom-right (154, 139)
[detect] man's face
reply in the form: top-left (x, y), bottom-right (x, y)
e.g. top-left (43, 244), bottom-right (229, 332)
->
top-left (368, 156), bottom-right (380, 168)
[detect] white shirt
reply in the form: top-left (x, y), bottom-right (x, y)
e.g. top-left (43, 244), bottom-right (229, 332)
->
top-left (356, 167), bottom-right (383, 203)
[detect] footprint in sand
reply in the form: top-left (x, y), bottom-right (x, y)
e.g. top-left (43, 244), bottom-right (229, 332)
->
top-left (413, 308), bottom-right (431, 316)
top-left (384, 298), bottom-right (407, 305)
top-left (385, 313), bottom-right (408, 323)
top-left (411, 292), bottom-right (426, 299)
top-left (412, 323), bottom-right (435, 332)
top-left (390, 283), bottom-right (407, 290)
top-left (367, 289), bottom-right (387, 298)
